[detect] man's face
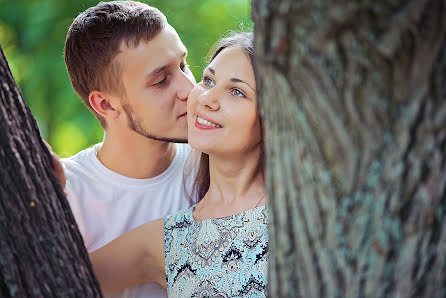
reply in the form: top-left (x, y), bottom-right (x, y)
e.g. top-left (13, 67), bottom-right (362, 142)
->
top-left (113, 25), bottom-right (196, 143)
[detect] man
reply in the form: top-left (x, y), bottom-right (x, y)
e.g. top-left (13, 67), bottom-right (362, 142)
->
top-left (61, 1), bottom-right (196, 297)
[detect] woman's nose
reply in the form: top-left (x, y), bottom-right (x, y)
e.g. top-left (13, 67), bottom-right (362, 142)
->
top-left (198, 89), bottom-right (220, 110)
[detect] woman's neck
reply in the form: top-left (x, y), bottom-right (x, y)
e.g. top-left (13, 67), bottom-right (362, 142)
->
top-left (194, 149), bottom-right (266, 220)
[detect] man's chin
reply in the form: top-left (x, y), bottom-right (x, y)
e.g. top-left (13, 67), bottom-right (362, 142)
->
top-left (125, 107), bottom-right (188, 144)
top-left (144, 134), bottom-right (188, 144)
top-left (164, 137), bottom-right (188, 144)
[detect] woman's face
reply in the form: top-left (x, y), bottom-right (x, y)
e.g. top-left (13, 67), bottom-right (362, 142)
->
top-left (187, 46), bottom-right (261, 156)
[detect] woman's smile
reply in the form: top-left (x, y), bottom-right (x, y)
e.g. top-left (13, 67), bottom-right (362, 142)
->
top-left (194, 113), bottom-right (223, 129)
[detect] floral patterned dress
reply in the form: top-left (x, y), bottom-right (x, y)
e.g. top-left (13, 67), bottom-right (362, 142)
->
top-left (164, 205), bottom-right (268, 297)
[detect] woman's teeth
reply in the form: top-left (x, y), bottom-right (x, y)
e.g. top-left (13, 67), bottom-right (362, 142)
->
top-left (197, 116), bottom-right (222, 128)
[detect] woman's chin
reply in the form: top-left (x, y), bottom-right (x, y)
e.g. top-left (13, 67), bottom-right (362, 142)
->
top-left (190, 143), bottom-right (212, 155)
top-left (189, 139), bottom-right (216, 155)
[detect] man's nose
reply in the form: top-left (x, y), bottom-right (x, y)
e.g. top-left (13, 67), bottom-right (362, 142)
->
top-left (177, 71), bottom-right (196, 101)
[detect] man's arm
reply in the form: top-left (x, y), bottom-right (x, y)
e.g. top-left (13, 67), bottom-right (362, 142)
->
top-left (45, 143), bottom-right (166, 292)
top-left (89, 218), bottom-right (166, 295)
top-left (44, 141), bottom-right (66, 189)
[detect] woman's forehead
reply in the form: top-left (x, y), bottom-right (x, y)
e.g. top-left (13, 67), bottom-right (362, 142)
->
top-left (208, 47), bottom-right (255, 86)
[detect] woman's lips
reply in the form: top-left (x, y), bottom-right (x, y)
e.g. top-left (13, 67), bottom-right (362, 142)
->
top-left (194, 114), bottom-right (222, 129)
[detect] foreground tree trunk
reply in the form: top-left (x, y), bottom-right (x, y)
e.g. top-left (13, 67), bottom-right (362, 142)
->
top-left (252, 0), bottom-right (446, 297)
top-left (0, 46), bottom-right (102, 297)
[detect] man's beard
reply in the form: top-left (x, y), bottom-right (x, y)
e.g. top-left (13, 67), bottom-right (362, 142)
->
top-left (123, 104), bottom-right (188, 143)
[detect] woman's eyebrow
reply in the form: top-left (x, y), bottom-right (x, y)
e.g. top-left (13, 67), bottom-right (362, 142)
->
top-left (205, 67), bottom-right (255, 91)
top-left (207, 67), bottom-right (215, 75)
top-left (230, 78), bottom-right (255, 91)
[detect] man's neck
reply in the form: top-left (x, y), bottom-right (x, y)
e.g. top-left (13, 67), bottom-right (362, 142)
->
top-left (97, 131), bottom-right (177, 179)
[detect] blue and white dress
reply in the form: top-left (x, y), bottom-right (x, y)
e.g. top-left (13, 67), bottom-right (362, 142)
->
top-left (164, 205), bottom-right (269, 297)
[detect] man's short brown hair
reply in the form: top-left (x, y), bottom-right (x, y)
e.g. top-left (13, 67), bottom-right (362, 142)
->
top-left (64, 1), bottom-right (167, 127)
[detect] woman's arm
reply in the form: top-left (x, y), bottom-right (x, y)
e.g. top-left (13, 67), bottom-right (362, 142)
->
top-left (89, 218), bottom-right (165, 295)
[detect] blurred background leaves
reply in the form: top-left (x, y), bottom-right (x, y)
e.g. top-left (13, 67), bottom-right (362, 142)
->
top-left (0, 0), bottom-right (252, 156)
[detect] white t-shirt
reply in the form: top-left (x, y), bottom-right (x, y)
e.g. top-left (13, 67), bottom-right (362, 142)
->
top-left (61, 143), bottom-right (194, 298)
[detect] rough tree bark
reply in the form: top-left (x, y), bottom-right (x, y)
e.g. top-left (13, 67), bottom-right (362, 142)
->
top-left (252, 0), bottom-right (446, 297)
top-left (0, 46), bottom-right (102, 297)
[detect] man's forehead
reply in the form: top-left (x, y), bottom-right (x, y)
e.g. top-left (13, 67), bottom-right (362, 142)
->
top-left (116, 28), bottom-right (187, 68)
top-left (120, 33), bottom-right (184, 51)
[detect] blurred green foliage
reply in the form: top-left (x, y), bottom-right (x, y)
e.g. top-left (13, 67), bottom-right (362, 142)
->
top-left (0, 0), bottom-right (252, 157)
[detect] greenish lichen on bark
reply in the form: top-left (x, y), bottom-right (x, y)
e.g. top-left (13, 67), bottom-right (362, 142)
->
top-left (252, 0), bottom-right (446, 297)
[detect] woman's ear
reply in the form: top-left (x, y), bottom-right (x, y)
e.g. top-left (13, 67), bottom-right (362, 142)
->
top-left (89, 90), bottom-right (120, 120)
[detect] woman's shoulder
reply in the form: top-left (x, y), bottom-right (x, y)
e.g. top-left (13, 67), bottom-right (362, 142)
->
top-left (164, 206), bottom-right (195, 230)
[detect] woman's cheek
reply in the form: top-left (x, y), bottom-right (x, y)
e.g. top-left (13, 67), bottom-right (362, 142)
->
top-left (187, 87), bottom-right (202, 112)
top-left (186, 88), bottom-right (198, 126)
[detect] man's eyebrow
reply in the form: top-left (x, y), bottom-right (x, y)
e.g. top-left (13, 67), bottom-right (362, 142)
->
top-left (149, 65), bottom-right (169, 76)
top-left (230, 78), bottom-right (255, 91)
top-left (149, 51), bottom-right (188, 76)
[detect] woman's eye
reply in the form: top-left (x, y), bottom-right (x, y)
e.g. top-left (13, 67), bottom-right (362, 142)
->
top-left (231, 88), bottom-right (245, 97)
top-left (203, 76), bottom-right (215, 87)
top-left (153, 77), bottom-right (167, 86)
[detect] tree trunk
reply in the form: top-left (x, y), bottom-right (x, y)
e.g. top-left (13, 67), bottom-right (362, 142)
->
top-left (252, 0), bottom-right (446, 297)
top-left (0, 46), bottom-right (102, 297)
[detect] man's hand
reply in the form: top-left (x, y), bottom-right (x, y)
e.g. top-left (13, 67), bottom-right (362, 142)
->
top-left (43, 141), bottom-right (66, 189)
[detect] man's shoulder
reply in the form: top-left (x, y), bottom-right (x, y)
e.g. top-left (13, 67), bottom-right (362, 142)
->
top-left (61, 144), bottom-right (95, 160)
top-left (60, 145), bottom-right (97, 176)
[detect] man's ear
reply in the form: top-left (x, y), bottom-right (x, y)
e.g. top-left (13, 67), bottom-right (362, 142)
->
top-left (89, 90), bottom-right (120, 120)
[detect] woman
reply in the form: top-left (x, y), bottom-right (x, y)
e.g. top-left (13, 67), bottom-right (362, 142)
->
top-left (91, 32), bottom-right (268, 297)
